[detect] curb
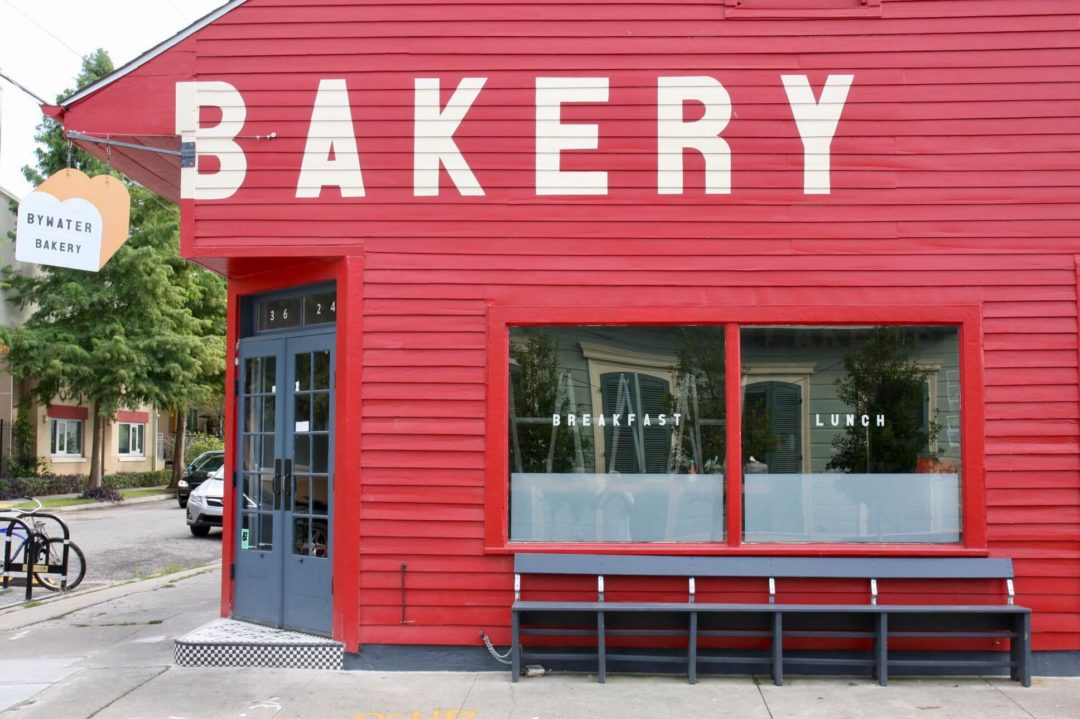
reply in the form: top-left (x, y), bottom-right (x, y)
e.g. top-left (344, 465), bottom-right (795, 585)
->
top-left (51, 493), bottom-right (177, 513)
top-left (0, 493), bottom-right (176, 514)
top-left (0, 562), bottom-right (221, 631)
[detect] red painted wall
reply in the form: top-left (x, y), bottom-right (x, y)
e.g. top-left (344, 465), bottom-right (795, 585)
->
top-left (60, 0), bottom-right (1080, 654)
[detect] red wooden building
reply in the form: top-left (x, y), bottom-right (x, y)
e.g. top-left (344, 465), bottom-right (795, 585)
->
top-left (52, 0), bottom-right (1078, 673)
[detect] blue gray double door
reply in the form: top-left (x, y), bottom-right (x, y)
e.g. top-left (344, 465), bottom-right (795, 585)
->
top-left (234, 331), bottom-right (334, 636)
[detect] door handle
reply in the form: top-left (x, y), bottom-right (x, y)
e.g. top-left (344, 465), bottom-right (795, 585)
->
top-left (273, 459), bottom-right (282, 511)
top-left (283, 459), bottom-right (293, 509)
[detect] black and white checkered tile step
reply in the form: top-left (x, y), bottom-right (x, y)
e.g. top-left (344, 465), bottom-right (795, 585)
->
top-left (175, 618), bottom-right (343, 669)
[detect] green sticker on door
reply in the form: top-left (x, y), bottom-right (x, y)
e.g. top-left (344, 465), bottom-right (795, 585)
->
top-left (241, 528), bottom-right (250, 550)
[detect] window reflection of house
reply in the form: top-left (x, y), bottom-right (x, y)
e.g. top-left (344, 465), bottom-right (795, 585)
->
top-left (581, 341), bottom-right (677, 473)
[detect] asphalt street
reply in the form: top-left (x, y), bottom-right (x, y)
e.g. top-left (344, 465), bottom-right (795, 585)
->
top-left (58, 498), bottom-right (222, 583)
top-left (0, 498), bottom-right (220, 609)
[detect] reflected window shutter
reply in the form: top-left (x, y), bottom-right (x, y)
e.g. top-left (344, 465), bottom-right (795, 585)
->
top-left (770, 382), bottom-right (801, 473)
top-left (638, 374), bottom-right (672, 473)
top-left (601, 372), bottom-right (639, 473)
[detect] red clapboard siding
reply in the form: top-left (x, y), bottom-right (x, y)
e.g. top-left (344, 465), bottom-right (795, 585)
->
top-left (57, 0), bottom-right (1080, 656)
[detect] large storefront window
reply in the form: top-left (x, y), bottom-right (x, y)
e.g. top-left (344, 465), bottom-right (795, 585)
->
top-left (509, 326), bottom-right (726, 542)
top-left (741, 326), bottom-right (961, 544)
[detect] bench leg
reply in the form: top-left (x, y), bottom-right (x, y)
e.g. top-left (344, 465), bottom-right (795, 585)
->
top-left (1011, 612), bottom-right (1031, 687)
top-left (771, 612), bottom-right (783, 687)
top-left (597, 610), bottom-right (607, 684)
top-left (875, 612), bottom-right (888, 686)
top-left (511, 611), bottom-right (520, 682)
top-left (688, 611), bottom-right (698, 685)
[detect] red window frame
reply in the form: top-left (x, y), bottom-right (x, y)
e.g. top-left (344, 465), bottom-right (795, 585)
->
top-left (484, 304), bottom-right (987, 556)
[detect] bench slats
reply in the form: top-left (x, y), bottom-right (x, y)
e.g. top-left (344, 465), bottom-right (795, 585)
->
top-left (514, 553), bottom-right (1015, 580)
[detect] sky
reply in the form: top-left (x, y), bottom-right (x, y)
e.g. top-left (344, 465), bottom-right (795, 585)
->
top-left (0, 0), bottom-right (227, 198)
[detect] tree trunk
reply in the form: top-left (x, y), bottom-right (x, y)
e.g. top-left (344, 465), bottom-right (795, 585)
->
top-left (169, 410), bottom-right (187, 490)
top-left (88, 402), bottom-right (103, 489)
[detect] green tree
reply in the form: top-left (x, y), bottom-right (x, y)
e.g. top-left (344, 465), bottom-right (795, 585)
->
top-left (827, 328), bottom-right (939, 474)
top-left (0, 49), bottom-right (226, 488)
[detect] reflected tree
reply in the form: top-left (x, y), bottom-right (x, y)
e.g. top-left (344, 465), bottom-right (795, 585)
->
top-left (827, 328), bottom-right (939, 474)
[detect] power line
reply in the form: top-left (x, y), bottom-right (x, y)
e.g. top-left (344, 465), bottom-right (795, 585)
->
top-left (1, 0), bottom-right (85, 61)
top-left (0, 68), bottom-right (48, 105)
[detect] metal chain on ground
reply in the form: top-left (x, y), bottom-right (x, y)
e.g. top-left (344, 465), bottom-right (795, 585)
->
top-left (480, 631), bottom-right (513, 665)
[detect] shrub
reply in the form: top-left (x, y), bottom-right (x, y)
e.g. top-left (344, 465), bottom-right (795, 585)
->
top-left (0, 474), bottom-right (88, 499)
top-left (184, 433), bottom-right (225, 465)
top-left (104, 471), bottom-right (170, 489)
top-left (80, 486), bottom-right (124, 503)
top-left (0, 470), bottom-right (170, 499)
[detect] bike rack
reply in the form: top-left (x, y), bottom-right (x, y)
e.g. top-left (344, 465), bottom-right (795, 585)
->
top-left (1, 511), bottom-right (74, 600)
top-left (2, 517), bottom-right (38, 601)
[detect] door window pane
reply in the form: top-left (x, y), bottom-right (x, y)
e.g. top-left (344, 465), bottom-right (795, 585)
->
top-left (294, 394), bottom-right (311, 429)
top-left (259, 514), bottom-right (274, 550)
top-left (292, 517), bottom-right (310, 556)
top-left (244, 358), bottom-right (259, 395)
top-left (242, 475), bottom-right (259, 510)
top-left (261, 436), bottom-right (276, 471)
top-left (293, 475), bottom-right (311, 511)
top-left (243, 437), bottom-right (259, 472)
top-left (244, 398), bottom-right (260, 433)
top-left (261, 397), bottom-right (276, 432)
top-left (294, 435), bottom-right (311, 473)
top-left (314, 351), bottom-right (331, 390)
top-left (262, 357), bottom-right (277, 393)
top-left (310, 477), bottom-right (329, 515)
top-left (740, 326), bottom-right (961, 544)
top-left (312, 393), bottom-right (330, 431)
top-left (312, 435), bottom-right (330, 474)
top-left (296, 353), bottom-right (311, 392)
top-left (260, 474), bottom-right (277, 510)
top-left (508, 326), bottom-right (726, 543)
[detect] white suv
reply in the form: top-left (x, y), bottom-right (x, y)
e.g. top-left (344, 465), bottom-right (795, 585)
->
top-left (186, 465), bottom-right (224, 537)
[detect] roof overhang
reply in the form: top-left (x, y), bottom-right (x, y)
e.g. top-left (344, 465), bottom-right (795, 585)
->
top-left (49, 1), bottom-right (248, 203)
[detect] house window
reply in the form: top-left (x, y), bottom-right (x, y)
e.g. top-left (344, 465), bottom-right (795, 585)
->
top-left (50, 419), bottom-right (83, 457)
top-left (508, 326), bottom-right (726, 543)
top-left (740, 326), bottom-right (961, 544)
top-left (118, 422), bottom-right (145, 456)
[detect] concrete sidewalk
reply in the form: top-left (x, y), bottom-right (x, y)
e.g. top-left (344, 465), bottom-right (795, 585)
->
top-left (1, 569), bottom-right (1077, 719)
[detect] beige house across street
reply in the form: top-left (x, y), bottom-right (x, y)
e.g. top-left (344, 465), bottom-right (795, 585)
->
top-left (1, 185), bottom-right (166, 477)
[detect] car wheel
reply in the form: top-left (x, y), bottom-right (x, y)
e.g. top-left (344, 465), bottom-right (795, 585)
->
top-left (178, 498), bottom-right (187, 509)
top-left (190, 524), bottom-right (211, 537)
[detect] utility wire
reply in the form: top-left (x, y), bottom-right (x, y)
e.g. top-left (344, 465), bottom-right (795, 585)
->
top-left (0, 0), bottom-right (85, 60)
top-left (0, 68), bottom-right (48, 105)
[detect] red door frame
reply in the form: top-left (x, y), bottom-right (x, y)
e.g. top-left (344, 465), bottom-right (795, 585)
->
top-left (484, 303), bottom-right (987, 557)
top-left (221, 255), bottom-right (364, 651)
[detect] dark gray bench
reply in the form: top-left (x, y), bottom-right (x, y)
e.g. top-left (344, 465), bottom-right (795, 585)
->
top-left (510, 554), bottom-right (1030, 686)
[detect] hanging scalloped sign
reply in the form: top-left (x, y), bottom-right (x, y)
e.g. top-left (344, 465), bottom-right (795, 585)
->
top-left (15, 169), bottom-right (130, 272)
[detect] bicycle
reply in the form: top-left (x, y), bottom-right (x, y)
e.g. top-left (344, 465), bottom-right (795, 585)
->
top-left (0, 498), bottom-right (87, 591)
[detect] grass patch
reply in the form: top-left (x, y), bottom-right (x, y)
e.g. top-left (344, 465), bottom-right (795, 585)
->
top-left (138, 563), bottom-right (187, 581)
top-left (22, 600), bottom-right (43, 609)
top-left (2, 497), bottom-right (93, 510)
top-left (119, 487), bottom-right (172, 500)
top-left (0, 486), bottom-right (170, 510)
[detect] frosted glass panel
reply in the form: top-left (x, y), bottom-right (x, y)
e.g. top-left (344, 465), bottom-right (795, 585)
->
top-left (744, 472), bottom-right (960, 543)
top-left (511, 472), bottom-right (724, 543)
